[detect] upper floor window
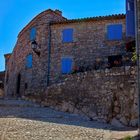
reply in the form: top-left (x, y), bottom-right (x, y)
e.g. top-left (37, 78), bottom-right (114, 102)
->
top-left (127, 1), bottom-right (134, 11)
top-left (107, 24), bottom-right (123, 40)
top-left (61, 57), bottom-right (73, 74)
top-left (26, 54), bottom-right (33, 68)
top-left (62, 28), bottom-right (73, 43)
top-left (30, 27), bottom-right (36, 41)
top-left (126, 0), bottom-right (135, 37)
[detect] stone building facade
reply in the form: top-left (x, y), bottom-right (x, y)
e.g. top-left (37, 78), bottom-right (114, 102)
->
top-left (4, 9), bottom-right (138, 126)
top-left (4, 9), bottom-right (131, 97)
top-left (4, 9), bottom-right (66, 97)
top-left (50, 15), bottom-right (133, 84)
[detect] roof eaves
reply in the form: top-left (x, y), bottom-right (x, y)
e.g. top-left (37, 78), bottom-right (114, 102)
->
top-left (50, 14), bottom-right (125, 25)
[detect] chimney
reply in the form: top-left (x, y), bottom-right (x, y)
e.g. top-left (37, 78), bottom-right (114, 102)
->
top-left (4, 53), bottom-right (12, 68)
top-left (55, 9), bottom-right (62, 16)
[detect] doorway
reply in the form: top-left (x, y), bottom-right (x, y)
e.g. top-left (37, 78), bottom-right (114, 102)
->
top-left (16, 73), bottom-right (21, 97)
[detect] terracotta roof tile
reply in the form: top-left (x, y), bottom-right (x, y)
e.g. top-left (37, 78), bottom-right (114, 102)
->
top-left (51, 14), bottom-right (125, 25)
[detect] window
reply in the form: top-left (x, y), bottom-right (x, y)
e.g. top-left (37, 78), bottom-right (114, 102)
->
top-left (61, 57), bottom-right (73, 74)
top-left (127, 1), bottom-right (134, 11)
top-left (108, 55), bottom-right (122, 68)
top-left (30, 27), bottom-right (36, 41)
top-left (126, 40), bottom-right (135, 52)
top-left (62, 28), bottom-right (73, 43)
top-left (26, 54), bottom-right (33, 68)
top-left (107, 24), bottom-right (123, 40)
top-left (25, 83), bottom-right (28, 90)
top-left (126, 0), bottom-right (135, 37)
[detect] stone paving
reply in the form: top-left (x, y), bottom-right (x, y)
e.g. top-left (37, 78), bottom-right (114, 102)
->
top-left (0, 99), bottom-right (138, 140)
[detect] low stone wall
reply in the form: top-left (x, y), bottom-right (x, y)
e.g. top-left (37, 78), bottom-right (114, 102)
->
top-left (42, 66), bottom-right (137, 127)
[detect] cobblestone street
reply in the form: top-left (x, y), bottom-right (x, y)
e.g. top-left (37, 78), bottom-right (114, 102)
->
top-left (0, 99), bottom-right (137, 140)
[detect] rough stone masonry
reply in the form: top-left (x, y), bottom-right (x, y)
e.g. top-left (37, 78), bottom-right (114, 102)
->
top-left (41, 66), bottom-right (137, 127)
top-left (4, 9), bottom-right (137, 127)
top-left (4, 9), bottom-right (127, 97)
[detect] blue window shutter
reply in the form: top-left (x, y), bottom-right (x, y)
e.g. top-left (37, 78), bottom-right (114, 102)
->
top-left (62, 29), bottom-right (73, 43)
top-left (61, 58), bottom-right (73, 74)
top-left (30, 27), bottom-right (36, 41)
top-left (126, 0), bottom-right (135, 37)
top-left (26, 54), bottom-right (32, 68)
top-left (107, 24), bottom-right (123, 40)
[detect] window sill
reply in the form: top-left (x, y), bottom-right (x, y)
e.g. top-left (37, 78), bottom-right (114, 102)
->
top-left (106, 39), bottom-right (123, 41)
top-left (62, 41), bottom-right (75, 44)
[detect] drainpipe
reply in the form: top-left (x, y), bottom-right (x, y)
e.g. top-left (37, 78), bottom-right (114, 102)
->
top-left (47, 23), bottom-right (51, 86)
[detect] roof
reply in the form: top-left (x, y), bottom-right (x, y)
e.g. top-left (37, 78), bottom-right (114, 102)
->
top-left (18, 9), bottom-right (67, 37)
top-left (51, 14), bottom-right (125, 25)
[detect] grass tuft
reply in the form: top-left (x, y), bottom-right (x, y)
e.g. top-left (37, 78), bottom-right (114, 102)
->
top-left (122, 136), bottom-right (132, 140)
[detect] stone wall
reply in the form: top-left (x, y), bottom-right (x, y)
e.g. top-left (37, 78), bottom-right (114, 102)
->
top-left (50, 17), bottom-right (133, 84)
top-left (42, 66), bottom-right (137, 127)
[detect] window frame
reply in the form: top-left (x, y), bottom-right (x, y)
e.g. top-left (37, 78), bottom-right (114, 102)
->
top-left (26, 54), bottom-right (33, 69)
top-left (106, 23), bottom-right (123, 41)
top-left (62, 28), bottom-right (74, 43)
top-left (61, 56), bottom-right (73, 74)
top-left (108, 55), bottom-right (122, 68)
top-left (30, 27), bottom-right (36, 41)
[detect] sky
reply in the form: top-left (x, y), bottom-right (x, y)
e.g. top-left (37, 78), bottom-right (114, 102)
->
top-left (0, 0), bottom-right (125, 71)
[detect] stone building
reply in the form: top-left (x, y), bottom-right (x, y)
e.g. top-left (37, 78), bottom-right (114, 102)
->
top-left (0, 71), bottom-right (5, 97)
top-left (4, 9), bottom-right (132, 97)
top-left (4, 9), bottom-right (66, 97)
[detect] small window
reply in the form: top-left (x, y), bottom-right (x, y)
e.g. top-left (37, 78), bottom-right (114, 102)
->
top-left (62, 28), bottom-right (73, 43)
top-left (61, 57), bottom-right (73, 74)
top-left (108, 55), bottom-right (122, 68)
top-left (30, 27), bottom-right (36, 41)
top-left (126, 0), bottom-right (135, 37)
top-left (127, 2), bottom-right (130, 11)
top-left (107, 24), bottom-right (123, 40)
top-left (26, 54), bottom-right (33, 68)
top-left (126, 40), bottom-right (135, 52)
top-left (127, 1), bottom-right (134, 11)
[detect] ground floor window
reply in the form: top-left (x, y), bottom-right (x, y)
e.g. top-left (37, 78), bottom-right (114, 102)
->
top-left (108, 55), bottom-right (122, 68)
top-left (126, 40), bottom-right (135, 52)
top-left (61, 57), bottom-right (73, 74)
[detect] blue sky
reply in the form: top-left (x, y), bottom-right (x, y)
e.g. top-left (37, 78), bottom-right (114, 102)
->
top-left (0, 0), bottom-right (125, 71)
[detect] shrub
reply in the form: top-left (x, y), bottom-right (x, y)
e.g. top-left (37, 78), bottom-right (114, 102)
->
top-left (123, 136), bottom-right (132, 140)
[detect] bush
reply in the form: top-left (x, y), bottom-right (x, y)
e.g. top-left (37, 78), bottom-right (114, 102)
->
top-left (123, 136), bottom-right (132, 140)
